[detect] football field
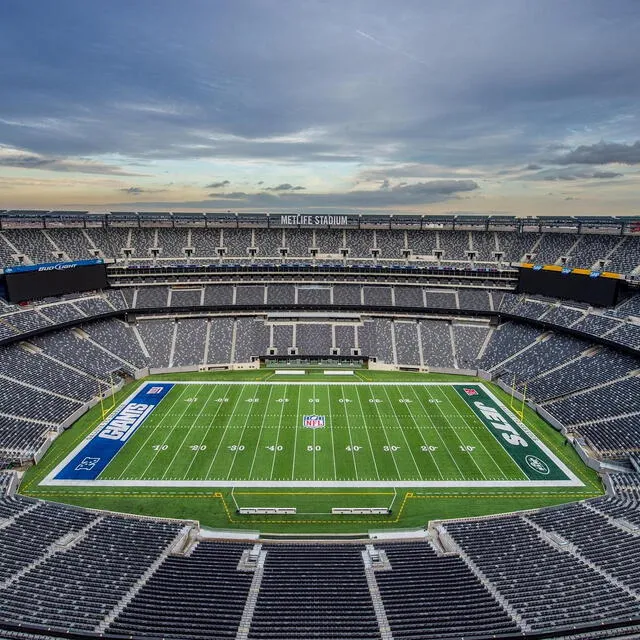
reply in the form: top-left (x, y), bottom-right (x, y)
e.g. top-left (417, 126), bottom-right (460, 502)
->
top-left (45, 380), bottom-right (580, 488)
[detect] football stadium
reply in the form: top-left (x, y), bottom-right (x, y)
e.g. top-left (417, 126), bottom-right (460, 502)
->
top-left (0, 211), bottom-right (639, 639)
top-left (2, 2), bottom-right (640, 639)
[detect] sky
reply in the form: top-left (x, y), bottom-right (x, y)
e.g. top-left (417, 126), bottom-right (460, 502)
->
top-left (0, 0), bottom-right (639, 216)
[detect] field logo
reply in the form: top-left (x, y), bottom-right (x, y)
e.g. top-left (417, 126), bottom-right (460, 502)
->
top-left (303, 415), bottom-right (326, 429)
top-left (98, 402), bottom-right (153, 441)
top-left (463, 388), bottom-right (478, 396)
top-left (146, 386), bottom-right (165, 395)
top-left (473, 401), bottom-right (528, 447)
top-left (75, 457), bottom-right (100, 471)
top-left (525, 455), bottom-right (550, 475)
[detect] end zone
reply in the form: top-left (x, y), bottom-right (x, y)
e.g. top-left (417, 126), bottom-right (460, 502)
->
top-left (46, 382), bottom-right (174, 482)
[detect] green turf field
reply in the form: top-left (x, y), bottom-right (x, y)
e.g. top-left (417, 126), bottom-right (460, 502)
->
top-left (24, 370), bottom-right (602, 533)
top-left (44, 378), bottom-right (578, 487)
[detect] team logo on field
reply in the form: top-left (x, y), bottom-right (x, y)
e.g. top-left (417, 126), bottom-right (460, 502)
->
top-left (303, 415), bottom-right (326, 429)
top-left (463, 388), bottom-right (478, 396)
top-left (525, 455), bottom-right (550, 475)
top-left (75, 457), bottom-right (100, 471)
top-left (146, 386), bottom-right (164, 395)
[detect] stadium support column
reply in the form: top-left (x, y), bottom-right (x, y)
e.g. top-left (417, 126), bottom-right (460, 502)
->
top-left (203, 320), bottom-right (211, 366)
top-left (416, 321), bottom-right (425, 368)
top-left (230, 320), bottom-right (238, 364)
top-left (235, 549), bottom-right (267, 640)
top-left (391, 321), bottom-right (398, 366)
top-left (168, 321), bottom-right (178, 368)
top-left (449, 324), bottom-right (458, 368)
top-left (361, 549), bottom-right (394, 640)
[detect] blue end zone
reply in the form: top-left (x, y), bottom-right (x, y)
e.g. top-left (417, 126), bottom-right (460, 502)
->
top-left (55, 383), bottom-right (174, 480)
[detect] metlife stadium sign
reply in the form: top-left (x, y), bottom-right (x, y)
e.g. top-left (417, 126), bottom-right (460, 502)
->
top-left (275, 214), bottom-right (353, 227)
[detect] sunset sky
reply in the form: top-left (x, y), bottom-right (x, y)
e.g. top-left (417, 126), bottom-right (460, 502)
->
top-left (0, 0), bottom-right (639, 215)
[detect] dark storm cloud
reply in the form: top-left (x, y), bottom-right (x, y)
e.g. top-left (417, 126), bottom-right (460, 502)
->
top-left (552, 141), bottom-right (640, 165)
top-left (0, 0), bottom-right (639, 174)
top-left (206, 180), bottom-right (230, 188)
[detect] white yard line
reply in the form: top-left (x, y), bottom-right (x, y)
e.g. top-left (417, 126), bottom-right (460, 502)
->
top-left (138, 385), bottom-right (206, 479)
top-left (227, 385), bottom-right (261, 480)
top-left (325, 385), bottom-right (337, 481)
top-left (340, 385), bottom-right (361, 481)
top-left (394, 384), bottom-right (445, 480)
top-left (434, 385), bottom-right (511, 481)
top-left (312, 384), bottom-right (316, 481)
top-left (161, 385), bottom-right (218, 480)
top-left (352, 385), bottom-right (383, 481)
top-left (269, 384), bottom-right (287, 481)
top-left (181, 385), bottom-right (229, 479)
top-left (407, 385), bottom-right (466, 480)
top-left (290, 385), bottom-right (301, 481)
top-left (203, 385), bottom-right (250, 479)
top-left (379, 385), bottom-right (424, 480)
top-left (113, 384), bottom-right (191, 480)
top-left (364, 386), bottom-right (403, 480)
top-left (247, 386), bottom-right (274, 481)
top-left (43, 478), bottom-right (585, 488)
top-left (420, 385), bottom-right (488, 480)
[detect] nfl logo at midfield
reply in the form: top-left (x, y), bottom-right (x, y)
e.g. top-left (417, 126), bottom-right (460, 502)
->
top-left (303, 415), bottom-right (326, 429)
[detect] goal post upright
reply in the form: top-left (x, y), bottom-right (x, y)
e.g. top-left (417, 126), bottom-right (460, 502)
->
top-left (388, 487), bottom-right (398, 513)
top-left (519, 382), bottom-right (527, 421)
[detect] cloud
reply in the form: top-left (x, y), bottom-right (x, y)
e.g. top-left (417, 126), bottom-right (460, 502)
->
top-left (2, 2), bottom-right (640, 213)
top-left (119, 186), bottom-right (167, 195)
top-left (0, 146), bottom-right (142, 176)
top-left (592, 170), bottom-right (623, 179)
top-left (525, 167), bottom-right (624, 182)
top-left (264, 183), bottom-right (306, 191)
top-left (119, 179), bottom-right (479, 210)
top-left (207, 191), bottom-right (249, 199)
top-left (524, 163), bottom-right (542, 171)
top-left (552, 140), bottom-right (640, 165)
